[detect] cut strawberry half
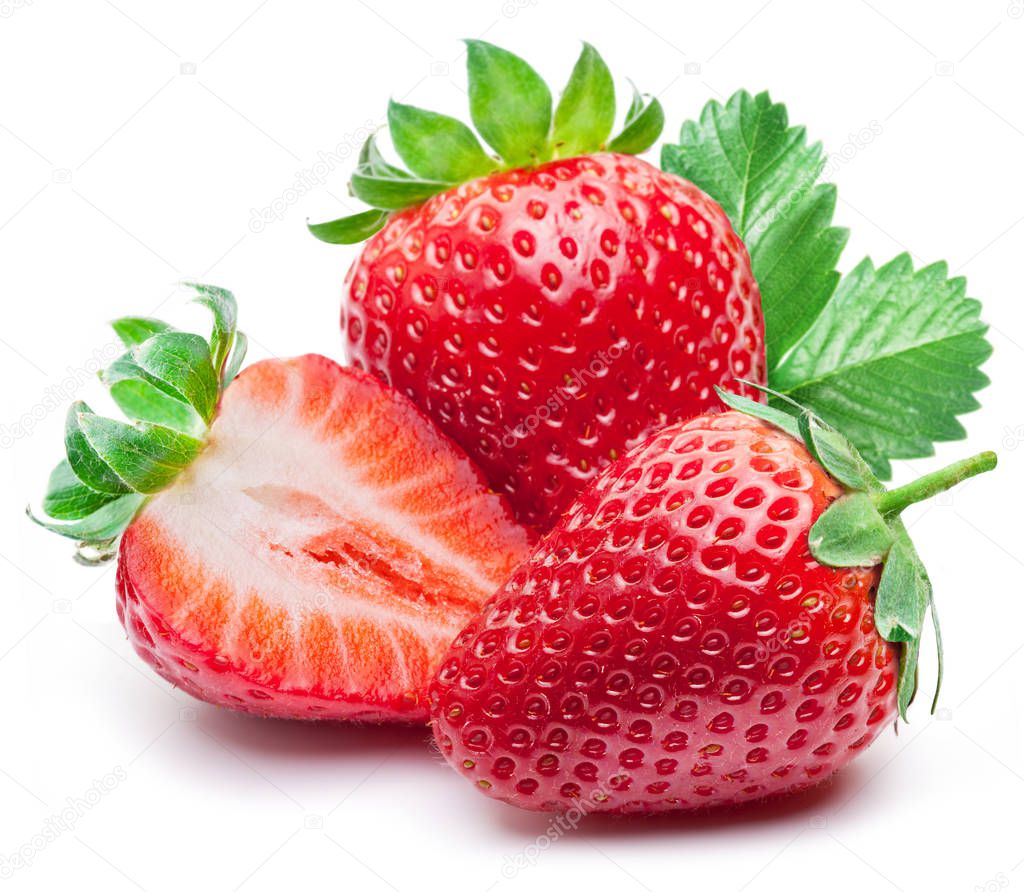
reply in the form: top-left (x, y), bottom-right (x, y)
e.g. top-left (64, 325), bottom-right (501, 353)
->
top-left (33, 288), bottom-right (531, 722)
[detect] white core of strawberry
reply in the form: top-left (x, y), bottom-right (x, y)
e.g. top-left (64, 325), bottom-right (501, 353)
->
top-left (125, 358), bottom-right (530, 701)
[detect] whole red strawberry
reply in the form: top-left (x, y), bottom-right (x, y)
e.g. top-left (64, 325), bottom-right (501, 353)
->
top-left (311, 42), bottom-right (765, 530)
top-left (429, 392), bottom-right (995, 813)
top-left (32, 286), bottom-right (530, 722)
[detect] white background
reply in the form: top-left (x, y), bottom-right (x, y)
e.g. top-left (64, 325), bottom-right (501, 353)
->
top-left (2, 1), bottom-right (1022, 890)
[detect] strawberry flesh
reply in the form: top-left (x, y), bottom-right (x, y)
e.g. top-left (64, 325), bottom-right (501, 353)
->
top-left (116, 355), bottom-right (531, 722)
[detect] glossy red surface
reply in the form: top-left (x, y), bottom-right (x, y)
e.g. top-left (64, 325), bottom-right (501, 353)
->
top-left (430, 411), bottom-right (897, 813)
top-left (343, 153), bottom-right (766, 530)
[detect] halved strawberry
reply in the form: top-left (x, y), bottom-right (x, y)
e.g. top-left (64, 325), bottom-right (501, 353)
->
top-left (33, 288), bottom-right (530, 721)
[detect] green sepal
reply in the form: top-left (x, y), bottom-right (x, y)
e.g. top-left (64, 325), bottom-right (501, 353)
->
top-left (387, 100), bottom-right (494, 183)
top-left (808, 493), bottom-right (893, 567)
top-left (33, 284), bottom-right (248, 560)
top-left (466, 39), bottom-right (553, 166)
top-left (77, 414), bottom-right (204, 494)
top-left (713, 386), bottom-right (800, 440)
top-left (726, 380), bottom-right (881, 494)
top-left (796, 408), bottom-right (880, 493)
top-left (876, 532), bottom-right (932, 720)
top-left (315, 41), bottom-right (663, 242)
top-left (723, 386), bottom-right (996, 721)
top-left (107, 377), bottom-right (204, 436)
top-left (607, 86), bottom-right (664, 154)
top-left (185, 283), bottom-right (237, 378)
top-left (308, 209), bottom-right (390, 245)
top-left (222, 331), bottom-right (248, 386)
top-left (350, 168), bottom-right (451, 211)
top-left (102, 354), bottom-right (206, 435)
top-left (133, 332), bottom-right (219, 424)
top-left (928, 597), bottom-right (944, 713)
top-left (552, 42), bottom-right (615, 158)
top-left (359, 133), bottom-right (410, 179)
top-left (875, 530), bottom-right (929, 643)
top-left (28, 493), bottom-right (147, 544)
top-left (895, 632), bottom-right (922, 722)
top-left (111, 317), bottom-right (172, 348)
top-left (65, 401), bottom-right (132, 495)
top-left (42, 460), bottom-right (118, 520)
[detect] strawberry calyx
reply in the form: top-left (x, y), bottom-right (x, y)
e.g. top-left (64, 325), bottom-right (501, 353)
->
top-left (27, 284), bottom-right (247, 564)
top-left (717, 384), bottom-right (997, 720)
top-left (308, 40), bottom-right (665, 245)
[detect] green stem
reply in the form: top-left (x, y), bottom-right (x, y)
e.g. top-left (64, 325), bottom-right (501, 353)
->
top-left (877, 451), bottom-right (997, 516)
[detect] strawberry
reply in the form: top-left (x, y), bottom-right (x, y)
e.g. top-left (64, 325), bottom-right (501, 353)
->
top-left (429, 390), bottom-right (995, 813)
top-left (32, 286), bottom-right (530, 722)
top-left (311, 42), bottom-right (766, 530)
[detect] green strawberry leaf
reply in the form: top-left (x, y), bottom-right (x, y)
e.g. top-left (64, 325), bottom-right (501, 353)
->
top-left (78, 414), bottom-right (204, 494)
top-left (133, 332), bottom-right (219, 424)
top-left (552, 43), bottom-right (616, 158)
top-left (111, 317), bottom-right (172, 348)
top-left (308, 209), bottom-right (390, 245)
top-left (771, 256), bottom-right (992, 479)
top-left (388, 100), bottom-right (494, 183)
top-left (465, 40), bottom-right (552, 166)
top-left (661, 89), bottom-right (847, 369)
top-left (65, 401), bottom-right (132, 495)
top-left (607, 86), bottom-right (664, 155)
top-left (42, 460), bottom-right (118, 520)
top-left (665, 89), bottom-right (991, 478)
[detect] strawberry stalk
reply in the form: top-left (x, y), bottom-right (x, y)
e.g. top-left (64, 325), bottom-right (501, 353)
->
top-left (717, 384), bottom-right (997, 720)
top-left (876, 451), bottom-right (997, 515)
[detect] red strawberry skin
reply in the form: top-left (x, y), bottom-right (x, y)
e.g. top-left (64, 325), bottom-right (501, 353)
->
top-left (115, 355), bottom-right (531, 722)
top-left (343, 153), bottom-right (766, 531)
top-left (430, 411), bottom-right (897, 813)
